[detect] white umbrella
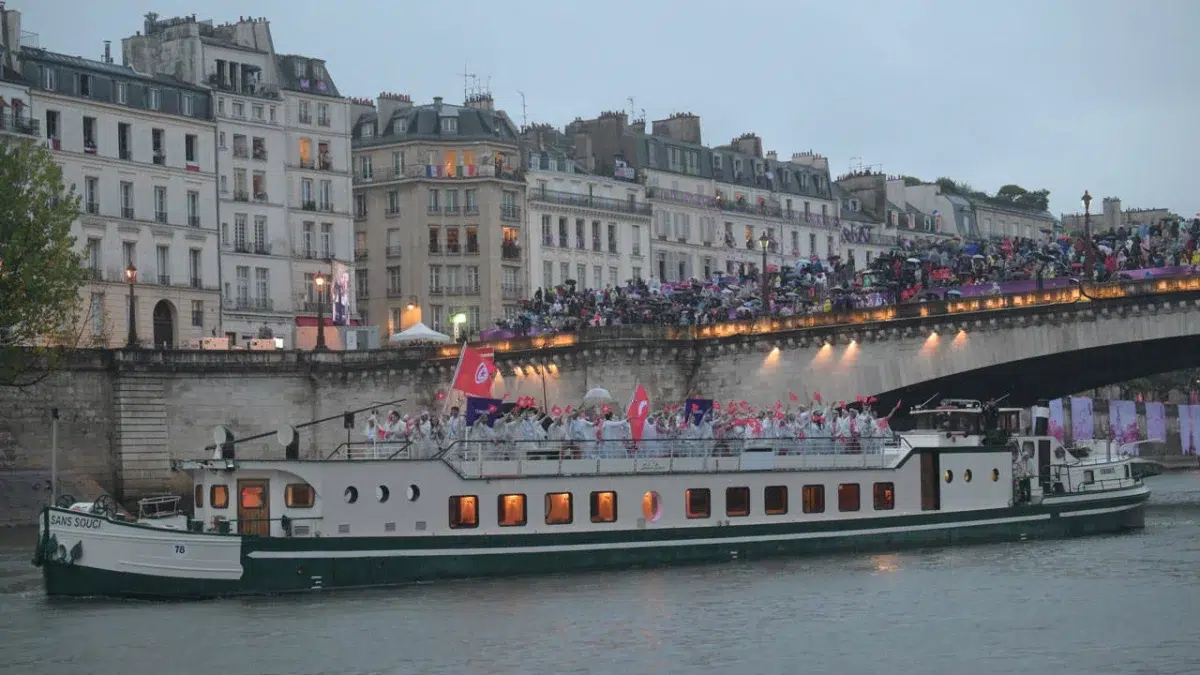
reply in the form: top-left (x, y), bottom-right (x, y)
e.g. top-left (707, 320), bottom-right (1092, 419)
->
top-left (582, 388), bottom-right (613, 406)
top-left (906, 257), bottom-right (921, 264)
top-left (387, 322), bottom-right (452, 345)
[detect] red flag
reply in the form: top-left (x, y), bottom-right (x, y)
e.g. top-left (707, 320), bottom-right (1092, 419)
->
top-left (813, 392), bottom-right (822, 403)
top-left (789, 392), bottom-right (798, 402)
top-left (450, 345), bottom-right (497, 398)
top-left (551, 406), bottom-right (562, 416)
top-left (627, 384), bottom-right (650, 441)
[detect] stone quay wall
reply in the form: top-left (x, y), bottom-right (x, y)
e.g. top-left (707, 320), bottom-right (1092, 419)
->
top-left (2, 280), bottom-right (1199, 526)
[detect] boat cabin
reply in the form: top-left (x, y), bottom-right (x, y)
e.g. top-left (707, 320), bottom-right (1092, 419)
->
top-left (907, 399), bottom-right (986, 443)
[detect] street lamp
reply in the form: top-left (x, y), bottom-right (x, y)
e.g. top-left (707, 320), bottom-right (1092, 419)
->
top-left (758, 232), bottom-right (771, 304)
top-left (124, 263), bottom-right (138, 348)
top-left (313, 271), bottom-right (327, 350)
top-left (1081, 190), bottom-right (1094, 278)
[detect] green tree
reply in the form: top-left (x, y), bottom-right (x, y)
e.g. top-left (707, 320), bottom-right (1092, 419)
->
top-left (995, 184), bottom-right (1028, 202)
top-left (0, 142), bottom-right (90, 387)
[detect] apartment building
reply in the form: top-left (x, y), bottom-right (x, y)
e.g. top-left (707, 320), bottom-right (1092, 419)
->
top-left (523, 124), bottom-right (651, 290)
top-left (351, 93), bottom-right (526, 337)
top-left (123, 14), bottom-right (355, 347)
top-left (0, 8), bottom-right (36, 141)
top-left (22, 41), bottom-right (220, 348)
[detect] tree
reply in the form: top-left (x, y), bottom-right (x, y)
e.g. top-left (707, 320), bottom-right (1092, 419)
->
top-left (0, 142), bottom-right (90, 387)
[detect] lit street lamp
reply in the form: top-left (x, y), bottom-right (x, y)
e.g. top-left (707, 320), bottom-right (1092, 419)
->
top-left (313, 272), bottom-right (327, 350)
top-left (1081, 190), bottom-right (1093, 278)
top-left (124, 263), bottom-right (138, 348)
top-left (758, 232), bottom-right (771, 305)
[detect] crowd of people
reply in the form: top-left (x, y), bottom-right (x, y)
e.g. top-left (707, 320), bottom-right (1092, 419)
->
top-left (489, 219), bottom-right (1200, 337)
top-left (361, 395), bottom-right (903, 460)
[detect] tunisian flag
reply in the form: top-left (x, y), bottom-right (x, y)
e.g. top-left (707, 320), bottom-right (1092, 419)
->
top-left (451, 345), bottom-right (497, 398)
top-left (627, 384), bottom-right (650, 441)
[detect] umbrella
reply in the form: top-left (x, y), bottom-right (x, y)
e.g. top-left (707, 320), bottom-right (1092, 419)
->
top-left (582, 388), bottom-right (613, 406)
top-left (906, 257), bottom-right (920, 264)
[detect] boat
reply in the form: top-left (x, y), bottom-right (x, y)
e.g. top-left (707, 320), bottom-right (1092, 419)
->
top-left (33, 398), bottom-right (1149, 599)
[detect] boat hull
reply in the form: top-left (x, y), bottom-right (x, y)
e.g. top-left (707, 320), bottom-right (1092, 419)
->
top-left (38, 487), bottom-right (1148, 599)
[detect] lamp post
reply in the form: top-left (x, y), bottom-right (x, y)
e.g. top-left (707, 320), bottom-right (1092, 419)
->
top-left (313, 271), bottom-right (327, 350)
top-left (1081, 190), bottom-right (1093, 279)
top-left (758, 232), bottom-right (770, 304)
top-left (124, 263), bottom-right (138, 348)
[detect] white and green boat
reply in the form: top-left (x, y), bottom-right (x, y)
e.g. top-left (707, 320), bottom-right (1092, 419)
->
top-left (34, 400), bottom-right (1148, 599)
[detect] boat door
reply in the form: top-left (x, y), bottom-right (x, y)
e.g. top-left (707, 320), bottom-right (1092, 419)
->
top-left (920, 452), bottom-right (941, 511)
top-left (237, 479), bottom-right (271, 536)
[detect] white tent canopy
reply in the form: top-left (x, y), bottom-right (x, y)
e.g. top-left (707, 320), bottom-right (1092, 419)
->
top-left (387, 322), bottom-right (452, 344)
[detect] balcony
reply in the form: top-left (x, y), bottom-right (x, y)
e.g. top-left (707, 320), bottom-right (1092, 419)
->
top-left (443, 284), bottom-right (481, 297)
top-left (299, 114), bottom-right (312, 125)
top-left (152, 151), bottom-right (166, 165)
top-left (465, 243), bottom-right (480, 255)
top-left (190, 277), bottom-right (203, 289)
top-left (301, 200), bottom-right (317, 211)
top-left (155, 211), bottom-right (167, 224)
top-left (386, 288), bottom-right (406, 298)
top-left (500, 205), bottom-right (521, 222)
top-left (0, 112), bottom-right (39, 137)
top-left (118, 148), bottom-right (132, 161)
top-left (232, 147), bottom-right (249, 159)
top-left (444, 205), bottom-right (460, 215)
top-left (84, 201), bottom-right (98, 215)
top-left (386, 245), bottom-right (402, 258)
top-left (428, 244), bottom-right (442, 255)
top-left (501, 284), bottom-right (524, 300)
top-left (354, 248), bottom-right (368, 261)
top-left (253, 148), bottom-right (268, 161)
top-left (225, 297), bottom-right (275, 312)
top-left (87, 267), bottom-right (102, 281)
top-left (298, 159), bottom-right (315, 170)
top-left (445, 244), bottom-right (461, 255)
top-left (83, 141), bottom-right (97, 155)
top-left (501, 241), bottom-right (522, 260)
top-left (319, 156), bottom-right (334, 171)
top-left (157, 274), bottom-right (171, 286)
top-left (318, 116), bottom-right (331, 128)
top-left (188, 215), bottom-right (201, 228)
top-left (464, 205), bottom-right (479, 216)
top-left (207, 74), bottom-right (281, 100)
top-left (528, 188), bottom-right (653, 217)
top-left (318, 202), bottom-right (336, 213)
top-left (353, 163), bottom-right (525, 185)
top-left (385, 208), bottom-right (401, 218)
top-left (233, 190), bottom-right (249, 202)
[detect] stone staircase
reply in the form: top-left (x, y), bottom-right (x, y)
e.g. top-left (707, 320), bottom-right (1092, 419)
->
top-left (113, 375), bottom-right (170, 500)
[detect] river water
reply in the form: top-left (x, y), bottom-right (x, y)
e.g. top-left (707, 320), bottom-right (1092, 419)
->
top-left (1, 473), bottom-right (1198, 675)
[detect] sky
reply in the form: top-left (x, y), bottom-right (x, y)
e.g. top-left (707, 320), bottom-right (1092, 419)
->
top-left (15, 0), bottom-right (1200, 219)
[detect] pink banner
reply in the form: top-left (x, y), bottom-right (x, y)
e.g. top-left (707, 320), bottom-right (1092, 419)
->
top-left (1180, 405), bottom-right (1195, 455)
top-left (1070, 397), bottom-right (1093, 441)
top-left (1048, 399), bottom-right (1065, 441)
top-left (1192, 405), bottom-right (1200, 455)
top-left (1108, 399), bottom-right (1139, 443)
top-left (1145, 402), bottom-right (1166, 442)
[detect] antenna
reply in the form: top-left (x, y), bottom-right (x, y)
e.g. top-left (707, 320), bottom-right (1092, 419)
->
top-left (627, 96), bottom-right (635, 119)
top-left (459, 59), bottom-right (476, 102)
top-left (518, 90), bottom-right (527, 128)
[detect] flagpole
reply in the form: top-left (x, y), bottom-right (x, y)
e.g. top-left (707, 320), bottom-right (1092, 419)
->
top-left (441, 343), bottom-right (467, 417)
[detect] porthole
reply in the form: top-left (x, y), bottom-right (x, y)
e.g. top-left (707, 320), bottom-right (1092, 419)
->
top-left (344, 486), bottom-right (359, 503)
top-left (642, 491), bottom-right (663, 522)
top-left (992, 468), bottom-right (1000, 482)
top-left (376, 485), bottom-right (390, 503)
top-left (407, 484), bottom-right (420, 501)
top-left (964, 469), bottom-right (973, 482)
top-left (944, 470), bottom-right (954, 484)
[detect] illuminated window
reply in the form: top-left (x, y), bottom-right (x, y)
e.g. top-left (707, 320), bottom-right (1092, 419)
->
top-left (944, 470), bottom-right (954, 483)
top-left (964, 469), bottom-right (973, 483)
top-left (872, 482), bottom-right (894, 511)
top-left (590, 491), bottom-right (617, 523)
top-left (802, 485), bottom-right (824, 514)
top-left (194, 485), bottom-right (204, 508)
top-left (210, 485), bottom-right (229, 509)
top-left (240, 485), bottom-right (265, 509)
top-left (498, 494), bottom-right (527, 527)
top-left (285, 483), bottom-right (315, 508)
top-left (837, 483), bottom-right (860, 512)
top-left (725, 487), bottom-right (750, 517)
top-left (545, 492), bottom-right (573, 525)
top-left (642, 491), bottom-right (662, 522)
top-left (764, 486), bottom-right (788, 515)
top-left (449, 495), bottom-right (478, 529)
top-left (685, 488), bottom-right (710, 519)
top-left (992, 468), bottom-right (1000, 482)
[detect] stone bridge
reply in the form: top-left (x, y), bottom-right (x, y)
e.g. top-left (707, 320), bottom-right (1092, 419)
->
top-left (1, 274), bottom-right (1199, 523)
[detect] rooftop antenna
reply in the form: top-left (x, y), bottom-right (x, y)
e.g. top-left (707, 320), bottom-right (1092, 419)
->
top-left (459, 60), bottom-right (476, 102)
top-left (518, 90), bottom-right (527, 128)
top-left (627, 96), bottom-right (635, 119)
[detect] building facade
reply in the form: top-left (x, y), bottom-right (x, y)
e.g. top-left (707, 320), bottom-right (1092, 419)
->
top-left (22, 42), bottom-right (221, 348)
top-left (351, 93), bottom-right (526, 338)
top-left (1061, 196), bottom-right (1179, 234)
top-left (0, 7), bottom-right (37, 141)
top-left (123, 14), bottom-right (355, 347)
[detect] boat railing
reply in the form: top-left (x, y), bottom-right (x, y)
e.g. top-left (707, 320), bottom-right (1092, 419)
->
top-left (323, 440), bottom-right (415, 460)
top-left (1049, 461), bottom-right (1139, 494)
top-left (137, 494), bottom-right (183, 519)
top-left (436, 435), bottom-right (911, 479)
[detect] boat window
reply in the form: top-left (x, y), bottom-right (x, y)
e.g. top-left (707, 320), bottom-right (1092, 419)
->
top-left (376, 486), bottom-right (390, 503)
top-left (764, 486), bottom-right (788, 515)
top-left (915, 411), bottom-right (982, 433)
top-left (1083, 470), bottom-right (1095, 485)
top-left (240, 484), bottom-right (265, 509)
top-left (685, 488), bottom-right (711, 519)
top-left (944, 470), bottom-right (954, 483)
top-left (285, 483), bottom-right (315, 508)
top-left (725, 487), bottom-right (750, 517)
top-left (1124, 464), bottom-right (1130, 479)
top-left (209, 485), bottom-right (229, 509)
top-left (992, 468), bottom-right (1001, 482)
top-left (448, 495), bottom-right (478, 529)
top-left (642, 491), bottom-right (662, 522)
top-left (407, 484), bottom-right (420, 501)
top-left (590, 491), bottom-right (617, 523)
top-left (344, 486), bottom-right (359, 504)
top-left (872, 482), bottom-right (895, 511)
top-left (964, 469), bottom-right (973, 483)
top-left (498, 494), bottom-right (527, 527)
top-left (802, 485), bottom-right (825, 513)
top-left (545, 492), bottom-right (573, 525)
top-left (194, 485), bottom-right (204, 508)
top-left (837, 483), bottom-right (861, 512)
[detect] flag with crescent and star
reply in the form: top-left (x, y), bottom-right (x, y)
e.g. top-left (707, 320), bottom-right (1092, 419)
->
top-left (451, 345), bottom-right (497, 398)
top-left (627, 384), bottom-right (651, 441)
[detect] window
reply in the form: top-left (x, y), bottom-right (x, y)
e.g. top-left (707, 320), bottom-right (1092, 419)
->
top-left (42, 66), bottom-right (57, 90)
top-left (802, 485), bottom-right (825, 513)
top-left (1083, 469), bottom-right (1094, 485)
top-left (498, 494), bottom-right (527, 527)
top-left (725, 487), bottom-right (750, 517)
top-left (185, 134), bottom-right (197, 164)
top-left (154, 186), bottom-right (167, 223)
top-left (193, 484), bottom-right (203, 508)
top-left (873, 482), bottom-right (895, 511)
top-left (545, 492), bottom-right (573, 525)
top-left (992, 468), bottom-right (1001, 482)
top-left (285, 483), bottom-right (315, 508)
top-left (182, 93), bottom-right (194, 116)
top-left (837, 483), bottom-right (861, 512)
top-left (448, 495), bottom-right (478, 529)
top-left (964, 469), bottom-right (973, 483)
top-left (440, 117), bottom-right (457, 133)
top-left (642, 491), bottom-right (662, 522)
top-left (240, 484), bottom-right (266, 509)
top-left (148, 87), bottom-right (161, 110)
top-left (590, 491), bottom-right (617, 523)
top-left (187, 191), bottom-right (199, 227)
top-left (89, 293), bottom-right (103, 336)
top-left (764, 486), bottom-right (788, 515)
top-left (685, 488), bottom-right (711, 519)
top-left (210, 485), bottom-right (229, 509)
top-left (190, 300), bottom-right (203, 327)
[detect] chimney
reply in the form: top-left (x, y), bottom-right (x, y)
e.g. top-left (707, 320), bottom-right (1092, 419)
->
top-left (375, 92), bottom-right (411, 126)
top-left (103, 40), bottom-right (112, 64)
top-left (432, 96), bottom-right (443, 106)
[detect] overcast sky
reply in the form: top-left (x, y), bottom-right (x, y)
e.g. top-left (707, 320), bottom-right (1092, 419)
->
top-left (17, 0), bottom-right (1199, 219)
